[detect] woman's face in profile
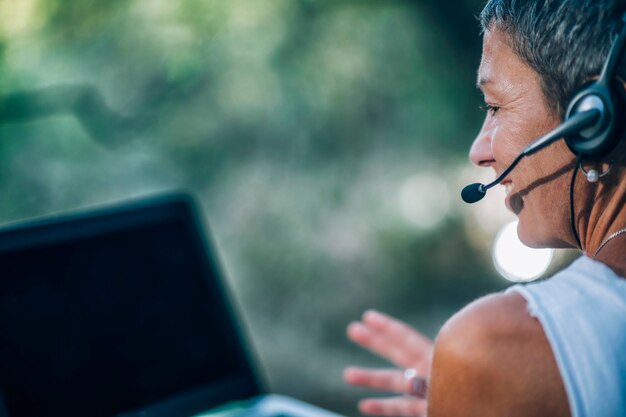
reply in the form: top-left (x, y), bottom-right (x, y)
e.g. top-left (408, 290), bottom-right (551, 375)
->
top-left (470, 29), bottom-right (577, 248)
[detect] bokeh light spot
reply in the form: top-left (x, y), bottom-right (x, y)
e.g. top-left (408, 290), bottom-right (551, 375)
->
top-left (399, 173), bottom-right (451, 229)
top-left (493, 221), bottom-right (553, 282)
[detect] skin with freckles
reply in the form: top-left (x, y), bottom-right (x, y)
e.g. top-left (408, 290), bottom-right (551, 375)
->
top-left (470, 29), bottom-right (575, 248)
top-left (472, 28), bottom-right (626, 269)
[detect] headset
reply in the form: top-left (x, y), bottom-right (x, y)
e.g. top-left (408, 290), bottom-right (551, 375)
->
top-left (461, 10), bottom-right (626, 205)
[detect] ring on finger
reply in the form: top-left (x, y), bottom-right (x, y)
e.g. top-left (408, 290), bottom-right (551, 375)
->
top-left (403, 368), bottom-right (428, 399)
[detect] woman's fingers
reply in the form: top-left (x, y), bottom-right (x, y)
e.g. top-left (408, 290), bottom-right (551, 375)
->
top-left (358, 397), bottom-right (427, 417)
top-left (363, 310), bottom-right (433, 358)
top-left (347, 321), bottom-right (411, 367)
top-left (343, 367), bottom-right (409, 393)
top-left (347, 311), bottom-right (432, 370)
top-left (346, 312), bottom-right (432, 416)
top-left (348, 322), bottom-right (414, 368)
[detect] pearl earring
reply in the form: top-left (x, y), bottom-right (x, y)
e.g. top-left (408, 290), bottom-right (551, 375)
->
top-left (579, 160), bottom-right (613, 183)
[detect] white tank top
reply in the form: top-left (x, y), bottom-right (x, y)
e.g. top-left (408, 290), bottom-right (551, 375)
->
top-left (506, 256), bottom-right (626, 417)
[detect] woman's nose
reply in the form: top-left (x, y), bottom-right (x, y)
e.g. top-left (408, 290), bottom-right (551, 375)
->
top-left (469, 119), bottom-right (495, 167)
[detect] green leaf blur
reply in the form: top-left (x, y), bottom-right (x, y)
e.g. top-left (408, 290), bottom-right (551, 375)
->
top-left (0, 0), bottom-right (528, 415)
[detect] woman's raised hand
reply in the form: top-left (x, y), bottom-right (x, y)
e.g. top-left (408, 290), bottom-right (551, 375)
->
top-left (343, 310), bottom-right (433, 417)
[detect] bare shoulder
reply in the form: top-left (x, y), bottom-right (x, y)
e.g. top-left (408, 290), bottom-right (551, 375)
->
top-left (427, 292), bottom-right (570, 417)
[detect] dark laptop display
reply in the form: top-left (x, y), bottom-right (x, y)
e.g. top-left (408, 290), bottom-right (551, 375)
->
top-left (0, 194), bottom-right (261, 417)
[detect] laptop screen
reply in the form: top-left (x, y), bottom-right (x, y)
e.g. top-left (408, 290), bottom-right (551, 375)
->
top-left (0, 194), bottom-right (260, 417)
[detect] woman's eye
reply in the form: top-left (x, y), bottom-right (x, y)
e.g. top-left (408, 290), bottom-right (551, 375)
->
top-left (480, 104), bottom-right (500, 114)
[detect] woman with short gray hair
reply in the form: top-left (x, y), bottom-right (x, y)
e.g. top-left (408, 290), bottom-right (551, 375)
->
top-left (344, 1), bottom-right (626, 416)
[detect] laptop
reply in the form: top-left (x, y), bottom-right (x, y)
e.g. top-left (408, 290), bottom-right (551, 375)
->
top-left (0, 192), bottom-right (343, 417)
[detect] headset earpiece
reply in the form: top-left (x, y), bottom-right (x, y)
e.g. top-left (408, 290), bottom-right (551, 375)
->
top-left (564, 11), bottom-right (626, 158)
top-left (564, 79), bottom-right (623, 157)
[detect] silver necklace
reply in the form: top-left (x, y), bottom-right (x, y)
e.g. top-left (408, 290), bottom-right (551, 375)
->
top-left (593, 227), bottom-right (626, 257)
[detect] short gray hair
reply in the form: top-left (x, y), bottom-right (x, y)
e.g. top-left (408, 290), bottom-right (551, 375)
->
top-left (480, 0), bottom-right (626, 117)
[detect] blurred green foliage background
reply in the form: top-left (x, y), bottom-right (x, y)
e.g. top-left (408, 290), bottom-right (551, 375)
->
top-left (0, 0), bottom-right (562, 415)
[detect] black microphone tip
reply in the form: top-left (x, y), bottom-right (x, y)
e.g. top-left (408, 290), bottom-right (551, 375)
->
top-left (461, 183), bottom-right (487, 204)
